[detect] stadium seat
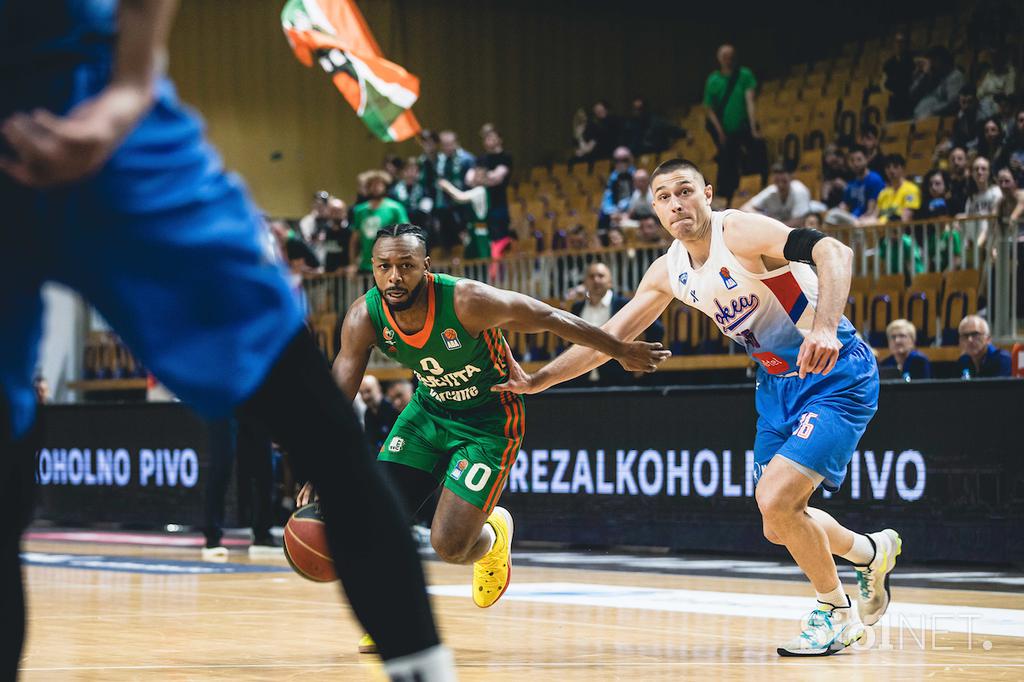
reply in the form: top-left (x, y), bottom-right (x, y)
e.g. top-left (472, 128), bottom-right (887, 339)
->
top-left (731, 174), bottom-right (763, 207)
top-left (905, 272), bottom-right (943, 345)
top-left (868, 274), bottom-right (905, 347)
top-left (940, 268), bottom-right (979, 345)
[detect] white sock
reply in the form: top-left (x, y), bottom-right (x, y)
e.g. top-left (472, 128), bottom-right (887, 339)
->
top-left (384, 644), bottom-right (456, 682)
top-left (480, 523), bottom-right (497, 555)
top-left (840, 533), bottom-right (875, 566)
top-left (816, 584), bottom-right (850, 609)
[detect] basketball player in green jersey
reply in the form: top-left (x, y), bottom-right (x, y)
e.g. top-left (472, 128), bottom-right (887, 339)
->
top-left (299, 223), bottom-right (668, 652)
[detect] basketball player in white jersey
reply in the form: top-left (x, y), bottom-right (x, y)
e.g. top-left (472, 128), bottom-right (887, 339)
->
top-left (496, 158), bottom-right (901, 656)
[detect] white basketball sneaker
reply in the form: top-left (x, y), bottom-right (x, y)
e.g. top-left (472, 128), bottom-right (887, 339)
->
top-left (777, 598), bottom-right (863, 656)
top-left (854, 528), bottom-right (902, 625)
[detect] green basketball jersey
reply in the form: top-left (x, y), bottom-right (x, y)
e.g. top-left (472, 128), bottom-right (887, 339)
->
top-left (364, 273), bottom-right (511, 411)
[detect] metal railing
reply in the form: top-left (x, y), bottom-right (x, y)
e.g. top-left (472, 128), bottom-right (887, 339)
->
top-left (302, 214), bottom-right (1021, 346)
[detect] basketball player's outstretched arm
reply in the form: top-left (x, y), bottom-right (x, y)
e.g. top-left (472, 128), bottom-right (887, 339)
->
top-left (0, 0), bottom-right (179, 187)
top-left (723, 212), bottom-right (853, 378)
top-left (493, 257), bottom-right (675, 394)
top-left (454, 280), bottom-right (670, 373)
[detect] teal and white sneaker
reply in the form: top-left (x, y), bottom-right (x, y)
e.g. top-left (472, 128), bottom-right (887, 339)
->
top-left (855, 529), bottom-right (902, 626)
top-left (777, 600), bottom-right (863, 656)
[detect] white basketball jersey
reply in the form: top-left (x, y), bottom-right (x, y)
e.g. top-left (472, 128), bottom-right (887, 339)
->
top-left (664, 210), bottom-right (856, 376)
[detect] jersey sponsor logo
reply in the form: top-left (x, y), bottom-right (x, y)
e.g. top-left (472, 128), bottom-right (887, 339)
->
top-left (428, 385), bottom-right (481, 402)
top-left (752, 351), bottom-right (790, 374)
top-left (720, 267), bottom-right (738, 290)
top-left (415, 363), bottom-right (481, 389)
top-left (713, 294), bottom-right (760, 332)
top-left (450, 458), bottom-right (469, 481)
top-left (388, 436), bottom-right (405, 453)
top-left (678, 272), bottom-right (688, 286)
top-left (441, 327), bottom-right (462, 350)
top-left (382, 327), bottom-right (396, 346)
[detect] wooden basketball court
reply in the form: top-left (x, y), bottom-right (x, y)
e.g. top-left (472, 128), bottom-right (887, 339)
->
top-left (17, 537), bottom-right (1024, 680)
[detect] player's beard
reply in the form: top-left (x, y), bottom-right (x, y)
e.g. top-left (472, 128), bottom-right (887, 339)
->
top-left (381, 277), bottom-right (426, 313)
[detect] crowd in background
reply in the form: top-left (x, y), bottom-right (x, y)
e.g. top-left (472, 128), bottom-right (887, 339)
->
top-left (267, 124), bottom-right (515, 280)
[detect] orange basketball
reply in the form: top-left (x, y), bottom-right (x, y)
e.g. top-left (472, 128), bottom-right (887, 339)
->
top-left (283, 504), bottom-right (337, 582)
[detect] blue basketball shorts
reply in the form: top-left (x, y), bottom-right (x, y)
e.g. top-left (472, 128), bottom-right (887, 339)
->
top-left (752, 340), bottom-right (879, 492)
top-left (1, 66), bottom-right (303, 439)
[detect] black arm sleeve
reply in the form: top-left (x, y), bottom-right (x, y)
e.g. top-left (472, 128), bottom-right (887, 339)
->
top-left (783, 228), bottom-right (828, 265)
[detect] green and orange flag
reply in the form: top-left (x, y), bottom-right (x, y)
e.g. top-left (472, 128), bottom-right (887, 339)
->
top-left (281, 0), bottom-right (421, 142)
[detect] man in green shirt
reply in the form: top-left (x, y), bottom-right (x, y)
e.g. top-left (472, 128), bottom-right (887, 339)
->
top-left (703, 43), bottom-right (763, 203)
top-left (299, 223), bottom-right (669, 652)
top-left (350, 170), bottom-right (410, 273)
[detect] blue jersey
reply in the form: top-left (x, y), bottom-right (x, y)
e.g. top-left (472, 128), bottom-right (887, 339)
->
top-left (1, 0), bottom-right (304, 439)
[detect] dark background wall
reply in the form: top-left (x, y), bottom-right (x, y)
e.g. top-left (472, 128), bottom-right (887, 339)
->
top-left (167, 0), bottom-right (956, 215)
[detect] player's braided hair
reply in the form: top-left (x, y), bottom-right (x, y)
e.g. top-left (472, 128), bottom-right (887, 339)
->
top-left (373, 223), bottom-right (428, 246)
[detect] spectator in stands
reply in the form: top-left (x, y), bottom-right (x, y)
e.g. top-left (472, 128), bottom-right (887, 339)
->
top-left (961, 155), bottom-right (1001, 251)
top-left (877, 154), bottom-right (923, 277)
top-left (947, 147), bottom-right (970, 213)
top-left (703, 43), bottom-right (762, 204)
top-left (957, 314), bottom-right (1012, 378)
top-left (599, 147), bottom-right (636, 230)
top-left (622, 96), bottom-right (685, 156)
top-left (977, 48), bottom-right (1017, 119)
top-left (569, 262), bottom-right (664, 386)
top-left (416, 129), bottom-right (439, 194)
top-left (33, 375), bottom-right (49, 404)
top-left (382, 155), bottom-right (403, 192)
top-left (883, 32), bottom-right (916, 121)
top-left (318, 197), bottom-right (351, 273)
top-left (878, 155), bottom-right (921, 224)
top-left (433, 130), bottom-right (475, 256)
top-left (802, 213), bottom-right (823, 229)
top-left (859, 125), bottom-right (887, 177)
top-left (918, 169), bottom-right (962, 271)
top-left (612, 168), bottom-right (655, 229)
top-left (880, 319), bottom-right (931, 380)
top-left (359, 375), bottom-right (400, 453)
top-left (821, 144), bottom-right (850, 208)
top-left (348, 170), bottom-right (409, 274)
top-left (469, 126), bottom-right (514, 262)
top-left (636, 214), bottom-right (669, 248)
top-left (605, 226), bottom-right (626, 248)
top-left (982, 117), bottom-right (1012, 171)
top-left (438, 165), bottom-right (491, 260)
top-left (996, 167), bottom-right (1024, 237)
top-left (386, 380), bottom-right (414, 412)
top-left (942, 85), bottom-right (983, 154)
top-left (1005, 109), bottom-right (1024, 174)
top-left (913, 46), bottom-right (965, 119)
top-left (390, 157), bottom-right (432, 230)
top-left (578, 100), bottom-right (621, 162)
top-left (298, 190), bottom-right (331, 242)
top-left (824, 145), bottom-right (885, 225)
top-left (740, 161), bottom-right (811, 226)
top-left (571, 108), bottom-right (591, 161)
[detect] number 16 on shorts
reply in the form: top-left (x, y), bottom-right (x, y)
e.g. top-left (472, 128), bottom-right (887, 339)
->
top-left (793, 412), bottom-right (818, 439)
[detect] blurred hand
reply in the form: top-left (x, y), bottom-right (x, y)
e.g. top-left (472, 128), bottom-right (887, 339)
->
top-left (0, 83), bottom-right (153, 188)
top-left (616, 341), bottom-right (672, 372)
top-left (296, 482), bottom-right (316, 507)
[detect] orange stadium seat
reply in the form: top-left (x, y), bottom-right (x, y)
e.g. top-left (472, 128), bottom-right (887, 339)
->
top-left (940, 269), bottom-right (979, 344)
top-left (868, 274), bottom-right (905, 347)
top-left (905, 272), bottom-right (943, 345)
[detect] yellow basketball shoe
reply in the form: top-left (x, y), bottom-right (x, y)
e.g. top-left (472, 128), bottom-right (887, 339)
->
top-left (357, 633), bottom-right (378, 654)
top-left (473, 506), bottom-right (514, 608)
